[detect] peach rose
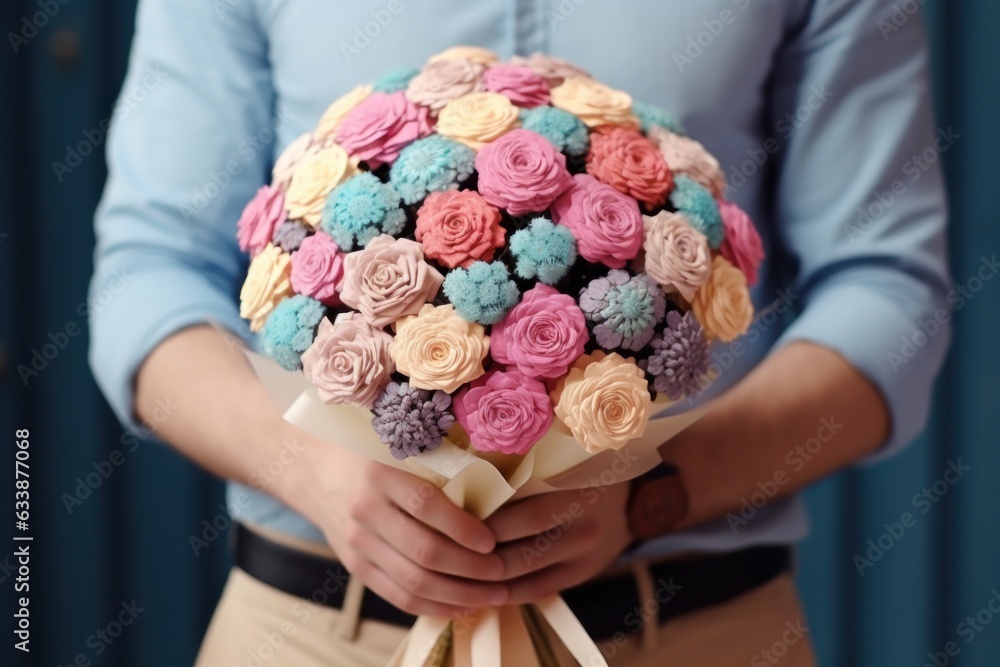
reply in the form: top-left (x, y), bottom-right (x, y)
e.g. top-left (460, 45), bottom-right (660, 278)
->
top-left (391, 304), bottom-right (490, 393)
top-left (416, 190), bottom-right (505, 268)
top-left (239, 244), bottom-right (294, 332)
top-left (428, 46), bottom-right (499, 67)
top-left (640, 211), bottom-right (712, 301)
top-left (551, 351), bottom-right (652, 454)
top-left (550, 76), bottom-right (639, 128)
top-left (405, 59), bottom-right (485, 113)
top-left (313, 85), bottom-right (372, 142)
top-left (435, 92), bottom-right (520, 149)
top-left (691, 255), bottom-right (754, 342)
top-left (648, 126), bottom-right (727, 199)
top-left (285, 143), bottom-right (357, 226)
top-left (339, 235), bottom-right (444, 329)
top-left (586, 125), bottom-right (673, 210)
top-left (301, 313), bottom-right (394, 408)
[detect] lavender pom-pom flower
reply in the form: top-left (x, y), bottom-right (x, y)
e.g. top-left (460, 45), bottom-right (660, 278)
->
top-left (579, 270), bottom-right (666, 352)
top-left (272, 219), bottom-right (311, 252)
top-left (371, 382), bottom-right (456, 459)
top-left (645, 310), bottom-right (710, 400)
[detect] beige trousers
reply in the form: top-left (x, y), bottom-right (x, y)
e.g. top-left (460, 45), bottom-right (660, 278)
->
top-left (195, 559), bottom-right (816, 666)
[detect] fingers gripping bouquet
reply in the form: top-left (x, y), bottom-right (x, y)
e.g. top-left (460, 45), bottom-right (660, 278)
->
top-left (238, 46), bottom-right (763, 667)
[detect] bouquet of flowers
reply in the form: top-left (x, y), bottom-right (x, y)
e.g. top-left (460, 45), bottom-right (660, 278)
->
top-left (237, 45), bottom-right (763, 667)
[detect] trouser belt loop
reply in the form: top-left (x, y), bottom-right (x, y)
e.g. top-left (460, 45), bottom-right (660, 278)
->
top-left (630, 559), bottom-right (660, 652)
top-left (335, 573), bottom-right (366, 641)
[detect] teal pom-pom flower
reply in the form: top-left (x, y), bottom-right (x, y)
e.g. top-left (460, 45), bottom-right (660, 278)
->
top-left (519, 107), bottom-right (590, 157)
top-left (389, 135), bottom-right (476, 205)
top-left (372, 65), bottom-right (420, 94)
top-left (443, 261), bottom-right (520, 326)
top-left (670, 175), bottom-right (724, 248)
top-left (321, 172), bottom-right (407, 251)
top-left (634, 100), bottom-right (685, 135)
top-left (262, 295), bottom-right (326, 371)
top-left (509, 218), bottom-right (578, 285)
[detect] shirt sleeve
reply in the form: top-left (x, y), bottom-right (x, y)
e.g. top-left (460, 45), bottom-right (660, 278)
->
top-left (89, 0), bottom-right (274, 429)
top-left (767, 0), bottom-right (951, 462)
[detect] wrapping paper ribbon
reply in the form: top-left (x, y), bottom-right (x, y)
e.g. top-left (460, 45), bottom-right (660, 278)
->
top-left (246, 351), bottom-right (707, 666)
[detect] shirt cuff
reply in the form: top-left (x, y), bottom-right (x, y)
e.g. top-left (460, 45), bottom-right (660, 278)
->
top-left (773, 266), bottom-right (951, 464)
top-left (88, 261), bottom-right (248, 431)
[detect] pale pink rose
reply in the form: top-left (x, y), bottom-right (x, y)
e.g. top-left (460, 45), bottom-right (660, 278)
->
top-left (335, 92), bottom-right (432, 168)
top-left (271, 133), bottom-right (313, 193)
top-left (405, 59), bottom-right (485, 113)
top-left (649, 126), bottom-right (727, 199)
top-left (454, 370), bottom-right (554, 456)
top-left (510, 52), bottom-right (592, 87)
top-left (237, 185), bottom-right (286, 257)
top-left (301, 313), bottom-right (394, 408)
top-left (339, 235), bottom-right (444, 329)
top-left (475, 129), bottom-right (574, 216)
top-left (482, 65), bottom-right (550, 108)
top-left (718, 201), bottom-right (764, 286)
top-left (640, 211), bottom-right (712, 301)
top-left (290, 233), bottom-right (344, 306)
top-left (490, 284), bottom-right (588, 379)
top-left (550, 174), bottom-right (643, 269)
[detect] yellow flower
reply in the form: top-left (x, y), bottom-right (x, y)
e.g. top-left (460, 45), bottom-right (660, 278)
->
top-left (313, 85), bottom-right (372, 141)
top-left (285, 143), bottom-right (357, 226)
top-left (428, 46), bottom-right (499, 67)
top-left (550, 76), bottom-right (639, 129)
top-left (391, 304), bottom-right (490, 393)
top-left (551, 351), bottom-right (652, 454)
top-left (239, 244), bottom-right (294, 332)
top-left (435, 92), bottom-right (520, 150)
top-left (691, 255), bottom-right (754, 342)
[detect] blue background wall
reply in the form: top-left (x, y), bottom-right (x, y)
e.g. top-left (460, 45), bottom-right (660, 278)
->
top-left (1, 2), bottom-right (997, 665)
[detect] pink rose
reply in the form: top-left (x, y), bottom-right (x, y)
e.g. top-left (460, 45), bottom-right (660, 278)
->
top-left (334, 91), bottom-right (432, 168)
top-left (718, 201), bottom-right (764, 286)
top-left (454, 370), bottom-right (554, 455)
top-left (237, 185), bottom-right (286, 257)
top-left (475, 129), bottom-right (574, 216)
top-left (290, 233), bottom-right (344, 306)
top-left (510, 53), bottom-right (591, 87)
top-left (482, 65), bottom-right (551, 108)
top-left (550, 174), bottom-right (643, 269)
top-left (491, 284), bottom-right (588, 379)
top-left (301, 313), bottom-right (395, 408)
top-left (415, 190), bottom-right (505, 269)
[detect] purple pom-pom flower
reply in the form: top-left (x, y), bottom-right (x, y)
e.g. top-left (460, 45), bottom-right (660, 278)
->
top-left (645, 311), bottom-right (710, 400)
top-left (579, 270), bottom-right (666, 351)
top-left (371, 382), bottom-right (455, 459)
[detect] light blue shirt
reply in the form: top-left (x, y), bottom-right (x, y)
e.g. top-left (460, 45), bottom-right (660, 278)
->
top-left (89, 0), bottom-right (950, 558)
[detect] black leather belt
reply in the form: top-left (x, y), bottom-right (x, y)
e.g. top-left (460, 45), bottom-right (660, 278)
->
top-left (232, 523), bottom-right (790, 639)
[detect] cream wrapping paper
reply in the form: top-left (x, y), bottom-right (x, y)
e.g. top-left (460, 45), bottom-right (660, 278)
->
top-left (246, 350), bottom-right (707, 666)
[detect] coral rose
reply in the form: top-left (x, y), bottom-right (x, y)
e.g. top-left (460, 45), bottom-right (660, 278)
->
top-left (416, 190), bottom-right (505, 269)
top-left (586, 125), bottom-right (673, 210)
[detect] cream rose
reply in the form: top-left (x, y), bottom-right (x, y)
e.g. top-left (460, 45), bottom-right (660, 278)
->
top-left (691, 255), bottom-right (754, 342)
top-left (550, 77), bottom-right (638, 128)
top-left (640, 211), bottom-right (712, 301)
top-left (339, 235), bottom-right (444, 329)
top-left (428, 46), bottom-right (499, 67)
top-left (649, 126), bottom-right (727, 198)
top-left (271, 132), bottom-right (313, 193)
top-left (285, 143), bottom-right (358, 226)
top-left (391, 304), bottom-right (490, 393)
top-left (301, 313), bottom-right (395, 408)
top-left (239, 244), bottom-right (294, 332)
top-left (435, 92), bottom-right (520, 150)
top-left (551, 351), bottom-right (652, 454)
top-left (313, 85), bottom-right (372, 142)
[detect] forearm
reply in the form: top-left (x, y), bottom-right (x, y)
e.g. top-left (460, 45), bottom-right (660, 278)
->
top-left (134, 324), bottom-right (319, 517)
top-left (661, 341), bottom-right (890, 531)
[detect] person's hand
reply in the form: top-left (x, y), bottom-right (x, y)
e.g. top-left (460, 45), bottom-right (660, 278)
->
top-left (294, 438), bottom-right (509, 617)
top-left (484, 483), bottom-right (633, 605)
